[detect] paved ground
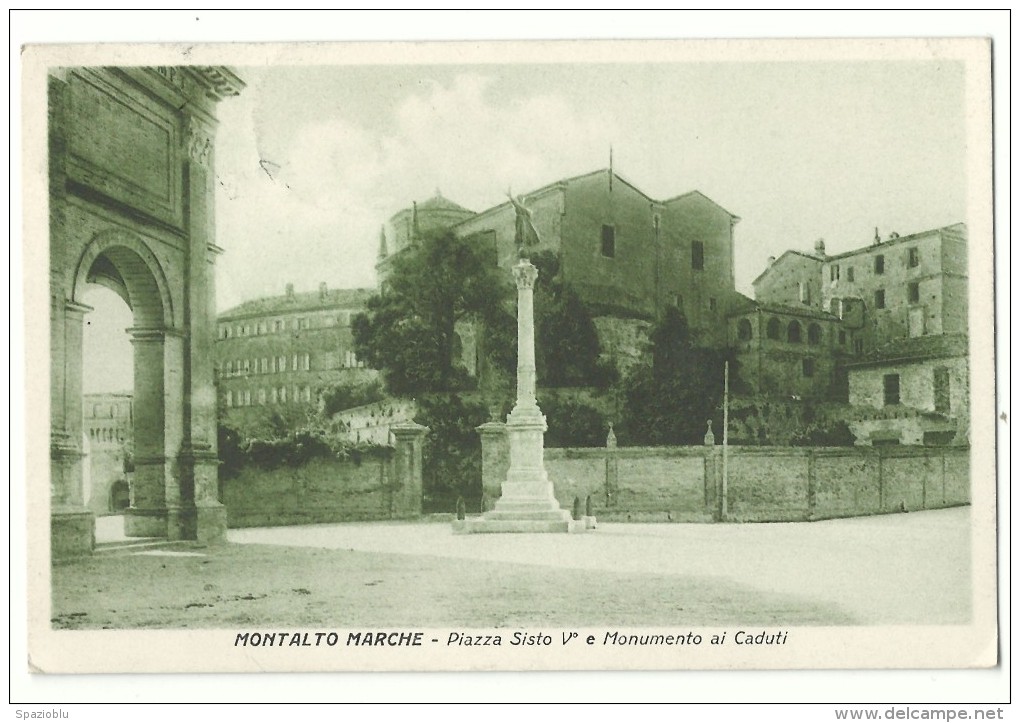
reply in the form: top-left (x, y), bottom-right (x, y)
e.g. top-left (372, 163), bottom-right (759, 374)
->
top-left (69, 507), bottom-right (971, 629)
top-left (225, 507), bottom-right (971, 625)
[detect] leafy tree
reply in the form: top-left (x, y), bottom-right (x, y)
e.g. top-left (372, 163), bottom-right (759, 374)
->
top-left (318, 378), bottom-right (386, 417)
top-left (619, 306), bottom-right (737, 445)
top-left (353, 230), bottom-right (511, 395)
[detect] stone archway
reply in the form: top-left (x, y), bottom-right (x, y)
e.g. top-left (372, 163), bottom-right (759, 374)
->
top-left (73, 235), bottom-right (179, 538)
top-left (48, 66), bottom-right (243, 557)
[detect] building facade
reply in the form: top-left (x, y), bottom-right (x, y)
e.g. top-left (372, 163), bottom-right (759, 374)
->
top-left (49, 66), bottom-right (242, 555)
top-left (745, 223), bottom-right (969, 445)
top-left (82, 393), bottom-right (133, 517)
top-left (727, 296), bottom-right (846, 399)
top-left (845, 334), bottom-right (968, 446)
top-left (378, 169), bottom-right (742, 346)
top-left (215, 283), bottom-right (376, 429)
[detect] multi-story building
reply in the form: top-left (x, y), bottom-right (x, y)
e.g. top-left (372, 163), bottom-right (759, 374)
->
top-left (727, 295), bottom-right (846, 399)
top-left (378, 169), bottom-right (742, 347)
top-left (745, 223), bottom-right (969, 444)
top-left (82, 392), bottom-right (133, 516)
top-left (215, 283), bottom-right (376, 428)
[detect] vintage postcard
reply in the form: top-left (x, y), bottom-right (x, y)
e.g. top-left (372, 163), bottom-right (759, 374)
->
top-left (21, 37), bottom-right (998, 679)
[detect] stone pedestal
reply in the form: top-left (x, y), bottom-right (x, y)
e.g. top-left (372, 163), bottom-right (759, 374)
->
top-left (457, 259), bottom-right (579, 534)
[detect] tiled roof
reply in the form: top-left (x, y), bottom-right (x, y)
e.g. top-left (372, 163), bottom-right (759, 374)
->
top-left (416, 194), bottom-right (475, 214)
top-left (219, 287), bottom-right (375, 320)
top-left (845, 333), bottom-right (968, 367)
top-left (728, 294), bottom-right (839, 321)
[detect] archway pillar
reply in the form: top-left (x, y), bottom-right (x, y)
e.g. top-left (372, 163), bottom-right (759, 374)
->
top-left (178, 113), bottom-right (227, 544)
top-left (51, 300), bottom-right (95, 557)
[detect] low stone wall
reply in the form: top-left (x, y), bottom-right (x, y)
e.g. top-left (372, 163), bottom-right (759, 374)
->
top-left (481, 425), bottom-right (969, 522)
top-left (222, 424), bottom-right (427, 528)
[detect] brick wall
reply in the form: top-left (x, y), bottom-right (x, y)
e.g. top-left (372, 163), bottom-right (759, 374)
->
top-left (481, 426), bottom-right (969, 522)
top-left (222, 424), bottom-right (426, 528)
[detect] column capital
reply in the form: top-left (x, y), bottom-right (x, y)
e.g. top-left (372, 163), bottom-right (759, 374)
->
top-left (127, 326), bottom-right (187, 342)
top-left (512, 259), bottom-right (539, 290)
top-left (186, 115), bottom-right (214, 166)
top-left (63, 299), bottom-right (94, 317)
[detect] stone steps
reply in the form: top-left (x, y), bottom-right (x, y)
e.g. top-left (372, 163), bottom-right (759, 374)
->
top-left (95, 538), bottom-right (167, 554)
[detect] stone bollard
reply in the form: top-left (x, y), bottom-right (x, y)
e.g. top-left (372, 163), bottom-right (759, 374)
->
top-left (582, 494), bottom-right (597, 530)
top-left (572, 496), bottom-right (582, 521)
top-left (456, 497), bottom-right (466, 521)
top-left (704, 419), bottom-right (715, 446)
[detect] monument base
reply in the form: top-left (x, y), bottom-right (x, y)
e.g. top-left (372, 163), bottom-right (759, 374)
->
top-left (453, 497), bottom-right (593, 534)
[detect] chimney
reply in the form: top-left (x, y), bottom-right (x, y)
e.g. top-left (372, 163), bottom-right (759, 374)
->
top-left (319, 282), bottom-right (328, 302)
top-left (285, 282), bottom-right (294, 299)
top-left (767, 256), bottom-right (776, 267)
top-left (874, 227), bottom-right (881, 245)
top-left (814, 238), bottom-right (826, 258)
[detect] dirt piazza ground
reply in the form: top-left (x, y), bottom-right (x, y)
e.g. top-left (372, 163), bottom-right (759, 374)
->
top-left (50, 507), bottom-right (971, 629)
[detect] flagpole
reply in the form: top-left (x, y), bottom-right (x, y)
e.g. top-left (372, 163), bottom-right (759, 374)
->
top-left (722, 360), bottom-right (729, 520)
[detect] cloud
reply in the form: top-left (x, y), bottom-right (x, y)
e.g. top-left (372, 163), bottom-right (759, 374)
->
top-left (213, 72), bottom-right (617, 310)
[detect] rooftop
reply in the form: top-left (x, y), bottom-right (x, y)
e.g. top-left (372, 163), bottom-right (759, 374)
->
top-left (219, 287), bottom-right (375, 320)
top-left (845, 333), bottom-right (968, 368)
top-left (729, 293), bottom-right (840, 321)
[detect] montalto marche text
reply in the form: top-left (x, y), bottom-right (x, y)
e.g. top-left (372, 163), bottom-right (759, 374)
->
top-left (233, 630), bottom-right (789, 648)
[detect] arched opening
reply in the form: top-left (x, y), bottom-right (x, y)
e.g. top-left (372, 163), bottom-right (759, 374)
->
top-left (766, 317), bottom-right (781, 340)
top-left (787, 320), bottom-right (802, 343)
top-left (72, 235), bottom-right (176, 539)
top-left (807, 323), bottom-right (822, 345)
top-left (81, 284), bottom-right (134, 521)
top-left (737, 318), bottom-right (753, 342)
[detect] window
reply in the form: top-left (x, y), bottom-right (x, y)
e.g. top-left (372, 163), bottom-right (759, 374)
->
top-left (875, 290), bottom-right (885, 309)
top-left (692, 241), bottom-right (705, 271)
top-left (280, 386), bottom-right (288, 403)
top-left (838, 330), bottom-right (846, 345)
top-left (802, 358), bottom-right (815, 377)
top-left (298, 317), bottom-right (309, 330)
top-left (274, 319), bottom-right (283, 333)
top-left (766, 317), bottom-right (781, 340)
top-left (737, 318), bottom-right (753, 341)
top-left (225, 361), bottom-right (233, 375)
top-left (292, 354), bottom-right (299, 371)
top-left (243, 359), bottom-right (250, 373)
top-left (600, 225), bottom-right (616, 258)
top-left (799, 282), bottom-right (810, 305)
top-left (787, 320), bottom-right (802, 343)
top-left (846, 267), bottom-right (855, 282)
top-left (908, 281), bottom-right (920, 304)
top-left (933, 367), bottom-right (950, 414)
top-left (258, 388), bottom-right (267, 405)
top-left (278, 355), bottom-right (286, 373)
top-left (303, 386), bottom-right (312, 403)
top-left (853, 338), bottom-right (864, 355)
top-left (874, 255), bottom-right (885, 275)
top-left (709, 298), bottom-right (717, 312)
top-left (807, 323), bottom-right (821, 345)
top-left (883, 374), bottom-right (900, 406)
top-left (260, 358), bottom-right (268, 374)
top-left (303, 353), bottom-right (311, 371)
top-left (225, 391), bottom-right (233, 408)
top-left (908, 247), bottom-right (919, 268)
top-left (243, 390), bottom-right (252, 407)
top-left (270, 388), bottom-right (278, 404)
top-left (830, 265), bottom-right (840, 282)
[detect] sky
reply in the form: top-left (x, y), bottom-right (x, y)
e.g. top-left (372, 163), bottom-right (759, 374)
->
top-left (212, 59), bottom-right (967, 311)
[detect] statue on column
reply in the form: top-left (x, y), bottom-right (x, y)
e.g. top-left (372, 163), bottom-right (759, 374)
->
top-left (507, 191), bottom-right (542, 258)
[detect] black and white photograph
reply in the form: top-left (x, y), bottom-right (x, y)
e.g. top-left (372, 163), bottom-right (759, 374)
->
top-left (16, 19), bottom-right (1003, 699)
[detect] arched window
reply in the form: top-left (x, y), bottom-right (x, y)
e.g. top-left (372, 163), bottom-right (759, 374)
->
top-left (766, 317), bottom-right (781, 340)
top-left (787, 320), bottom-right (802, 343)
top-left (807, 323), bottom-right (822, 345)
top-left (737, 318), bottom-right (753, 342)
